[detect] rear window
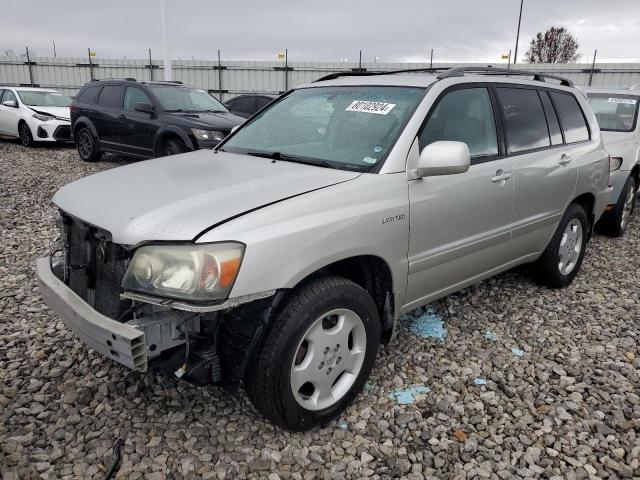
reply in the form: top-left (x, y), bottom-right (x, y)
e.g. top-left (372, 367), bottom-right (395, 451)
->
top-left (550, 92), bottom-right (590, 143)
top-left (587, 93), bottom-right (639, 132)
top-left (496, 87), bottom-right (550, 153)
top-left (76, 85), bottom-right (102, 104)
top-left (97, 85), bottom-right (125, 109)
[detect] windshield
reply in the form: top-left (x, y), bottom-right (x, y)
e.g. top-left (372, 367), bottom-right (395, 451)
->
top-left (587, 93), bottom-right (639, 132)
top-left (18, 91), bottom-right (72, 107)
top-left (149, 86), bottom-right (228, 113)
top-left (221, 85), bottom-right (426, 171)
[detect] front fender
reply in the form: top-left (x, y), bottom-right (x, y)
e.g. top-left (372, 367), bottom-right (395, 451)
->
top-left (153, 126), bottom-right (196, 154)
top-left (71, 117), bottom-right (98, 139)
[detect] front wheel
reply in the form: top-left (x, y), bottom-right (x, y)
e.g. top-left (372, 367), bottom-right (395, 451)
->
top-left (596, 176), bottom-right (636, 237)
top-left (76, 128), bottom-right (101, 162)
top-left (531, 203), bottom-right (588, 288)
top-left (245, 277), bottom-right (380, 431)
top-left (18, 122), bottom-right (34, 147)
top-left (162, 138), bottom-right (186, 157)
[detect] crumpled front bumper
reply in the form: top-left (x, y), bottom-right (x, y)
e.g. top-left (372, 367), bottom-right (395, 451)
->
top-left (36, 257), bottom-right (147, 371)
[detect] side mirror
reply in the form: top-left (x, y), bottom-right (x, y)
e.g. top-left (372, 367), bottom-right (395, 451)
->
top-left (416, 141), bottom-right (470, 178)
top-left (134, 102), bottom-right (154, 113)
top-left (2, 100), bottom-right (17, 108)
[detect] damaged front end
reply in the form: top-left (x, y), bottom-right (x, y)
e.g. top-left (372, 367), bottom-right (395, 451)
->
top-left (38, 212), bottom-right (283, 386)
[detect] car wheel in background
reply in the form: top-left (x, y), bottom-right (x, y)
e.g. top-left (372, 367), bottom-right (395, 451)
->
top-left (18, 122), bottom-right (34, 147)
top-left (76, 128), bottom-right (101, 162)
top-left (596, 176), bottom-right (636, 238)
top-left (531, 203), bottom-right (588, 289)
top-left (245, 276), bottom-right (380, 431)
top-left (162, 138), bottom-right (186, 156)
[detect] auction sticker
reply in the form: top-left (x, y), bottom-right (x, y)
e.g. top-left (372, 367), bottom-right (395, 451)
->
top-left (346, 100), bottom-right (396, 115)
top-left (608, 97), bottom-right (637, 105)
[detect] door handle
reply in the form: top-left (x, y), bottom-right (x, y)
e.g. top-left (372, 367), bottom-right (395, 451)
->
top-left (491, 171), bottom-right (512, 183)
top-left (559, 154), bottom-right (572, 166)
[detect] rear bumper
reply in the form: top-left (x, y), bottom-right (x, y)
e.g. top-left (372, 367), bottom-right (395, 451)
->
top-left (607, 169), bottom-right (630, 206)
top-left (36, 257), bottom-right (147, 371)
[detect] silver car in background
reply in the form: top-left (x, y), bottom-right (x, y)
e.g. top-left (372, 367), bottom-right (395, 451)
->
top-left (584, 87), bottom-right (640, 236)
top-left (37, 67), bottom-right (611, 430)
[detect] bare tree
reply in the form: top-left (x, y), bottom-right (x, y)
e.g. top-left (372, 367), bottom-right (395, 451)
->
top-left (524, 26), bottom-right (580, 63)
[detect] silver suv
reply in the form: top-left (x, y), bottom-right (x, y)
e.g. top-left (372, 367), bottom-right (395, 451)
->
top-left (584, 87), bottom-right (640, 236)
top-left (38, 67), bottom-right (611, 431)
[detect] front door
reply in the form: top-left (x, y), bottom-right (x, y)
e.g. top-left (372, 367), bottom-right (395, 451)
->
top-left (119, 86), bottom-right (158, 157)
top-left (405, 85), bottom-right (514, 310)
top-left (0, 89), bottom-right (19, 135)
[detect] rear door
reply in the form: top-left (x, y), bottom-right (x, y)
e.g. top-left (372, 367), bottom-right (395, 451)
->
top-left (405, 85), bottom-right (514, 309)
top-left (118, 86), bottom-right (158, 157)
top-left (94, 84), bottom-right (127, 148)
top-left (498, 86), bottom-right (580, 256)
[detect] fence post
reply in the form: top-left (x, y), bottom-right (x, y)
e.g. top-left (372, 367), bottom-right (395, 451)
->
top-left (217, 49), bottom-right (223, 100)
top-left (588, 49), bottom-right (597, 87)
top-left (25, 46), bottom-right (35, 86)
top-left (88, 47), bottom-right (94, 80)
top-left (148, 48), bottom-right (153, 81)
top-left (429, 49), bottom-right (433, 69)
top-left (284, 49), bottom-right (289, 91)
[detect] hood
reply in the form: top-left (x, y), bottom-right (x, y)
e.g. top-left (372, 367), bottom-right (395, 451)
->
top-left (53, 150), bottom-right (360, 245)
top-left (29, 106), bottom-right (70, 120)
top-left (164, 111), bottom-right (244, 129)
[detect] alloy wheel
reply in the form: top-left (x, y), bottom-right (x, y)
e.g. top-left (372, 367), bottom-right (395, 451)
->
top-left (19, 124), bottom-right (30, 146)
top-left (290, 308), bottom-right (367, 411)
top-left (78, 132), bottom-right (92, 159)
top-left (620, 186), bottom-right (636, 230)
top-left (558, 219), bottom-right (583, 276)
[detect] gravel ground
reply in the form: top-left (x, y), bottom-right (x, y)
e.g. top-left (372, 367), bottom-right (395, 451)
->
top-left (0, 140), bottom-right (639, 480)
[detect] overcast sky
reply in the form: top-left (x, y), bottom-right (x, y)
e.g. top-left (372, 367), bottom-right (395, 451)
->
top-left (2, 0), bottom-right (639, 63)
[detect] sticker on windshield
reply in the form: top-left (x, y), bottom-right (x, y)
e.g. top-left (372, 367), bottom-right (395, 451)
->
top-left (608, 97), bottom-right (637, 105)
top-left (346, 100), bottom-right (396, 115)
top-left (362, 156), bottom-right (377, 164)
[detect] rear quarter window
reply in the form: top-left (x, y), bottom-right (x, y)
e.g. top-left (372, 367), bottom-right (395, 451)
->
top-left (550, 92), bottom-right (590, 143)
top-left (76, 85), bottom-right (102, 104)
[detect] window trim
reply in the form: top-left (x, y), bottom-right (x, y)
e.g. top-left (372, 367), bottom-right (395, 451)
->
top-left (416, 82), bottom-right (503, 166)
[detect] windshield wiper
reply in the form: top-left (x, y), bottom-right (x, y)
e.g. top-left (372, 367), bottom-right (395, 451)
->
top-left (246, 151), bottom-right (337, 169)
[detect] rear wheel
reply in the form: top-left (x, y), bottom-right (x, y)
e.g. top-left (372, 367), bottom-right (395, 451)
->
top-left (531, 203), bottom-right (588, 288)
top-left (245, 277), bottom-right (380, 431)
top-left (596, 176), bottom-right (636, 237)
top-left (76, 127), bottom-right (101, 162)
top-left (162, 138), bottom-right (186, 157)
top-left (18, 122), bottom-right (34, 147)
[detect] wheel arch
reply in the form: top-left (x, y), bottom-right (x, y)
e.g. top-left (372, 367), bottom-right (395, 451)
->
top-left (153, 127), bottom-right (195, 156)
top-left (570, 192), bottom-right (596, 237)
top-left (289, 255), bottom-right (396, 343)
top-left (72, 117), bottom-right (98, 141)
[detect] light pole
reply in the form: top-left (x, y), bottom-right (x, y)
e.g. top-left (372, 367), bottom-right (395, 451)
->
top-left (160, 0), bottom-right (173, 81)
top-left (513, 0), bottom-right (524, 64)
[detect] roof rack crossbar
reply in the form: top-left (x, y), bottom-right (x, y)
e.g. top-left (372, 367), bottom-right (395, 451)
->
top-left (436, 67), bottom-right (574, 87)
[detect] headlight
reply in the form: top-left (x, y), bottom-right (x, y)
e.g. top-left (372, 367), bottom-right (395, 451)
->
top-left (33, 113), bottom-right (55, 122)
top-left (191, 128), bottom-right (226, 141)
top-left (121, 242), bottom-right (244, 302)
top-left (609, 156), bottom-right (623, 172)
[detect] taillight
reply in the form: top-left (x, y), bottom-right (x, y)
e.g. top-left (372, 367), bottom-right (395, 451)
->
top-left (609, 156), bottom-right (623, 172)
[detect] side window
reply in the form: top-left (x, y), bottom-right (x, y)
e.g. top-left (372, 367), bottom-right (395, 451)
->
top-left (550, 92), bottom-right (590, 143)
top-left (539, 91), bottom-right (564, 145)
top-left (3, 90), bottom-right (17, 103)
top-left (0, 90), bottom-right (5, 103)
top-left (97, 85), bottom-right (125, 109)
top-left (124, 87), bottom-right (151, 111)
top-left (496, 87), bottom-right (550, 153)
top-left (419, 87), bottom-right (498, 159)
top-left (236, 96), bottom-right (257, 113)
top-left (76, 85), bottom-right (101, 104)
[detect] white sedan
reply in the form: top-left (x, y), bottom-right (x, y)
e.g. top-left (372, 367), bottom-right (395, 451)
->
top-left (0, 86), bottom-right (72, 146)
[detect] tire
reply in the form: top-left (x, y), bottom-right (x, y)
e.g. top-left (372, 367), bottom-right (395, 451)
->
top-left (595, 176), bottom-right (636, 238)
top-left (162, 138), bottom-right (186, 157)
top-left (76, 127), bottom-right (101, 162)
top-left (18, 122), bottom-right (34, 147)
top-left (531, 203), bottom-right (588, 289)
top-left (245, 276), bottom-right (380, 431)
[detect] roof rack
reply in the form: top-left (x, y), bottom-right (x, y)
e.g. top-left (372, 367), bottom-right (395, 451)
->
top-left (436, 67), bottom-right (574, 87)
top-left (314, 66), bottom-right (574, 88)
top-left (90, 77), bottom-right (137, 82)
top-left (314, 68), bottom-right (448, 83)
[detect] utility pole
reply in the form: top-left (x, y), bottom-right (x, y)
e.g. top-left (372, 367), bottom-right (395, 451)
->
top-left (25, 46), bottom-right (34, 86)
top-left (429, 49), bottom-right (433, 69)
top-left (160, 0), bottom-right (173, 80)
top-left (513, 0), bottom-right (524, 64)
top-left (507, 49), bottom-right (512, 70)
top-left (52, 41), bottom-right (57, 58)
top-left (588, 49), bottom-right (598, 86)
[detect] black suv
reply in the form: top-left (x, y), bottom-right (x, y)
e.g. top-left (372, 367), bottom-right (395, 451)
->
top-left (70, 79), bottom-right (244, 161)
top-left (223, 94), bottom-right (278, 118)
